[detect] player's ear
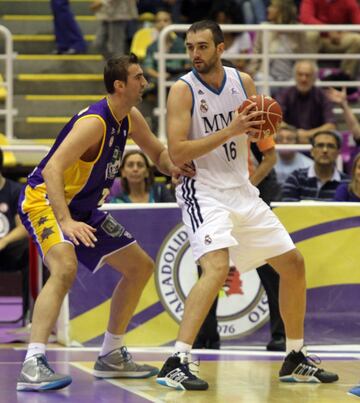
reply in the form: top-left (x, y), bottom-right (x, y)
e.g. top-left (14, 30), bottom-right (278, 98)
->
top-left (217, 42), bottom-right (225, 54)
top-left (114, 80), bottom-right (125, 91)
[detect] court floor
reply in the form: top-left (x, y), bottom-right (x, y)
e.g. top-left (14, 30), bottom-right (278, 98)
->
top-left (1, 345), bottom-right (359, 402)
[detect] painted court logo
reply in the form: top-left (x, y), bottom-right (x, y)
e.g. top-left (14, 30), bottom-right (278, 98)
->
top-left (155, 224), bottom-right (269, 339)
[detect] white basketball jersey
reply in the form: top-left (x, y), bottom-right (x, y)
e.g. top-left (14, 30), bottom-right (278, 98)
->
top-left (180, 66), bottom-right (249, 189)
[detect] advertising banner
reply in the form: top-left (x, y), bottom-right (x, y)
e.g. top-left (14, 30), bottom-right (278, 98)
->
top-left (68, 203), bottom-right (360, 346)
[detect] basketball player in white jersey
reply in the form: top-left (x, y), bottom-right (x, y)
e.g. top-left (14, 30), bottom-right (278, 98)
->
top-left (156, 20), bottom-right (339, 391)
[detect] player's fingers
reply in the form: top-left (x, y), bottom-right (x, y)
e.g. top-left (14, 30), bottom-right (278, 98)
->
top-left (242, 102), bottom-right (257, 113)
top-left (77, 229), bottom-right (96, 248)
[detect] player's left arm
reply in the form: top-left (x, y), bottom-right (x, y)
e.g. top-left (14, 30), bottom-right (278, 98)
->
top-left (249, 147), bottom-right (277, 186)
top-left (240, 72), bottom-right (257, 97)
top-left (128, 107), bottom-right (195, 178)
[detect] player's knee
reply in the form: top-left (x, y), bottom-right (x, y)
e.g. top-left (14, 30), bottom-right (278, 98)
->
top-left (283, 250), bottom-right (305, 281)
top-left (204, 264), bottom-right (229, 286)
top-left (130, 255), bottom-right (154, 281)
top-left (53, 259), bottom-right (77, 289)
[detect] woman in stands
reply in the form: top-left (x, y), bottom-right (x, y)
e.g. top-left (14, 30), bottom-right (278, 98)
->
top-left (109, 150), bottom-right (175, 203)
top-left (334, 152), bottom-right (360, 202)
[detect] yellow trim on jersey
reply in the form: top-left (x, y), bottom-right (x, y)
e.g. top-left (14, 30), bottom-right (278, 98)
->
top-left (128, 113), bottom-right (132, 134)
top-left (63, 114), bottom-right (107, 204)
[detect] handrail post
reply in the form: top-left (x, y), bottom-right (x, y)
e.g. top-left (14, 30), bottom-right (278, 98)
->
top-left (0, 25), bottom-right (14, 139)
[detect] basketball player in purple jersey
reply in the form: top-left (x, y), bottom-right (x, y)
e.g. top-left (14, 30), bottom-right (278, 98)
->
top-left (156, 20), bottom-right (338, 390)
top-left (16, 54), bottom-right (194, 392)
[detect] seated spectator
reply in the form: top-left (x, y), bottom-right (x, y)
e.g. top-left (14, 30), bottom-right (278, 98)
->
top-left (210, 2), bottom-right (253, 72)
top-left (91, 0), bottom-right (138, 59)
top-left (143, 8), bottom-right (188, 89)
top-left (282, 130), bottom-right (349, 201)
top-left (109, 150), bottom-right (175, 203)
top-left (276, 60), bottom-right (336, 144)
top-left (299, 0), bottom-right (360, 79)
top-left (334, 152), bottom-right (360, 201)
top-left (248, 0), bottom-right (308, 94)
top-left (0, 148), bottom-right (29, 314)
top-left (274, 124), bottom-right (313, 186)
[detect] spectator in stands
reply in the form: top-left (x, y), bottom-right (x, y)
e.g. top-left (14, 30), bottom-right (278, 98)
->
top-left (325, 87), bottom-right (360, 145)
top-left (299, 0), bottom-right (360, 79)
top-left (143, 8), bottom-right (188, 88)
top-left (51, 0), bottom-right (87, 54)
top-left (91, 0), bottom-right (138, 59)
top-left (274, 124), bottom-right (313, 186)
top-left (210, 3), bottom-right (253, 72)
top-left (180, 0), bottom-right (214, 22)
top-left (234, 0), bottom-right (267, 24)
top-left (0, 148), bottom-right (29, 313)
top-left (325, 86), bottom-right (360, 173)
top-left (276, 60), bottom-right (336, 144)
top-left (109, 150), bottom-right (175, 203)
top-left (334, 152), bottom-right (360, 201)
top-left (282, 130), bottom-right (349, 201)
top-left (248, 0), bottom-right (308, 94)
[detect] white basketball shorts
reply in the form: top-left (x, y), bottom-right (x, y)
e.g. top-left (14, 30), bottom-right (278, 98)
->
top-left (176, 178), bottom-right (295, 272)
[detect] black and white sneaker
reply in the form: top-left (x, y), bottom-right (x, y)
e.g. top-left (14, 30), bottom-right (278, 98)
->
top-left (279, 350), bottom-right (339, 383)
top-left (156, 355), bottom-right (208, 390)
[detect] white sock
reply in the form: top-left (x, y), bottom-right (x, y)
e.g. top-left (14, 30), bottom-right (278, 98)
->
top-left (100, 331), bottom-right (124, 356)
top-left (286, 338), bottom-right (305, 355)
top-left (174, 341), bottom-right (192, 355)
top-left (25, 343), bottom-right (46, 360)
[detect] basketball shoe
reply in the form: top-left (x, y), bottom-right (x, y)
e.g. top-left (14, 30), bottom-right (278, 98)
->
top-left (279, 350), bottom-right (339, 383)
top-left (348, 385), bottom-right (360, 398)
top-left (16, 354), bottom-right (72, 391)
top-left (156, 353), bottom-right (208, 390)
top-left (93, 346), bottom-right (158, 378)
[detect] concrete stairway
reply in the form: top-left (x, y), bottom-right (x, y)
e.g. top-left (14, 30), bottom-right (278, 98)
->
top-left (0, 0), bottom-right (105, 140)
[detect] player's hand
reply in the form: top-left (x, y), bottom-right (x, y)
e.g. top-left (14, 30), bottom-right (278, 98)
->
top-left (60, 218), bottom-right (97, 248)
top-left (230, 102), bottom-right (265, 137)
top-left (325, 87), bottom-right (347, 106)
top-left (171, 161), bottom-right (195, 185)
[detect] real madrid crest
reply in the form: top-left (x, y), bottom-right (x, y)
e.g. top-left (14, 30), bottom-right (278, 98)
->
top-left (200, 99), bottom-right (208, 113)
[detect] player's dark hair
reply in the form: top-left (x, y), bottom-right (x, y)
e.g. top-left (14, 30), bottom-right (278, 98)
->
top-left (0, 147), bottom-right (3, 173)
top-left (104, 53), bottom-right (139, 94)
top-left (310, 130), bottom-right (342, 149)
top-left (186, 20), bottom-right (224, 46)
top-left (120, 150), bottom-right (154, 194)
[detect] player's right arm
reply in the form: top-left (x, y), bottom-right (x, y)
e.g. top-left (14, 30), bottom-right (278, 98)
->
top-left (42, 117), bottom-right (103, 247)
top-left (167, 80), bottom-right (265, 166)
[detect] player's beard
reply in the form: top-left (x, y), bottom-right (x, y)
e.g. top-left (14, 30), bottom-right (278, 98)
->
top-left (193, 52), bottom-right (218, 74)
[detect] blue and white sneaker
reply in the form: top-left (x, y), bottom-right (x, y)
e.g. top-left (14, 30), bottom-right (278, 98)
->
top-left (348, 385), bottom-right (360, 398)
top-left (157, 354), bottom-right (208, 391)
top-left (17, 354), bottom-right (72, 391)
top-left (279, 350), bottom-right (339, 383)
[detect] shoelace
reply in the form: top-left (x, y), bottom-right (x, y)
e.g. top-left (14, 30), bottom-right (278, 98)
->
top-left (303, 354), bottom-right (323, 371)
top-left (37, 356), bottom-right (55, 376)
top-left (120, 347), bottom-right (133, 363)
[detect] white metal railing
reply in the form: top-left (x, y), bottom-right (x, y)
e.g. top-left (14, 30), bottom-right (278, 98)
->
top-left (0, 25), bottom-right (14, 139)
top-left (157, 24), bottom-right (360, 142)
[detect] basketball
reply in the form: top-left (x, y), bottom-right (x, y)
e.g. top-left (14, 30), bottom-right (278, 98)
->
top-left (238, 94), bottom-right (283, 140)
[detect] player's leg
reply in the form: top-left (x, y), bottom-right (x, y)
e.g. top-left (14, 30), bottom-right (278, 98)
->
top-left (93, 242), bottom-right (158, 379)
top-left (17, 243), bottom-right (76, 391)
top-left (268, 249), bottom-right (338, 383)
top-left (157, 248), bottom-right (229, 391)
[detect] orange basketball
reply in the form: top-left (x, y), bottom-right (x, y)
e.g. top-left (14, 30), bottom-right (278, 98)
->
top-left (238, 94), bottom-right (283, 140)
